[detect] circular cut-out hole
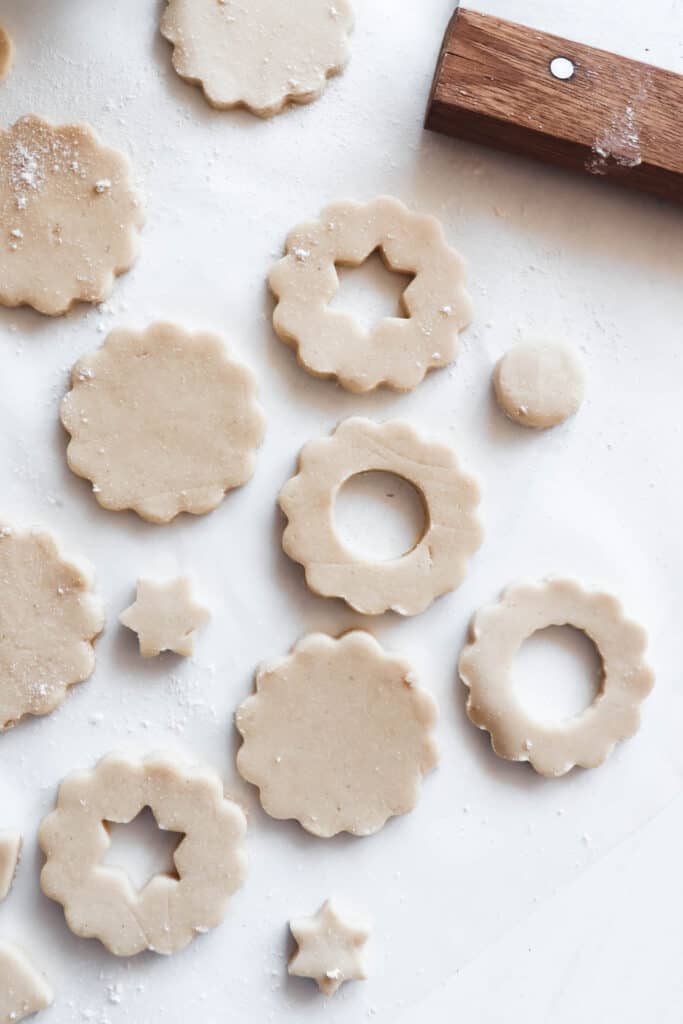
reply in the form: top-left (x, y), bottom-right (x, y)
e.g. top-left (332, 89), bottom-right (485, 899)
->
top-left (513, 625), bottom-right (603, 724)
top-left (329, 249), bottom-right (414, 333)
top-left (104, 806), bottom-right (184, 891)
top-left (550, 56), bottom-right (576, 80)
top-left (334, 471), bottom-right (427, 561)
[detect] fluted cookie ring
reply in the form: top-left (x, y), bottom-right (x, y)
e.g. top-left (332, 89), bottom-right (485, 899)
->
top-left (39, 752), bottom-right (247, 956)
top-left (279, 417), bottom-right (483, 616)
top-left (268, 196), bottom-right (472, 393)
top-left (459, 578), bottom-right (654, 777)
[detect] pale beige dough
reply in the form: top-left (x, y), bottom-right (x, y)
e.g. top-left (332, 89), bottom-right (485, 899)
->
top-left (459, 578), bottom-right (654, 777)
top-left (60, 322), bottom-right (265, 524)
top-left (0, 943), bottom-right (53, 1024)
top-left (289, 898), bottom-right (370, 996)
top-left (269, 196), bottom-right (472, 393)
top-left (279, 417), bottom-right (483, 616)
top-left (0, 25), bottom-right (14, 82)
top-left (161, 0), bottom-right (353, 117)
top-left (39, 751), bottom-right (248, 957)
top-left (0, 832), bottom-right (22, 901)
top-left (0, 525), bottom-right (104, 732)
top-left (236, 631), bottom-right (438, 837)
top-left (494, 340), bottom-right (585, 429)
top-left (0, 115), bottom-right (143, 316)
top-left (120, 577), bottom-right (210, 657)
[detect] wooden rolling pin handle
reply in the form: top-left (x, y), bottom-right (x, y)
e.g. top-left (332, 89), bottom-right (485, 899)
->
top-left (426, 8), bottom-right (683, 203)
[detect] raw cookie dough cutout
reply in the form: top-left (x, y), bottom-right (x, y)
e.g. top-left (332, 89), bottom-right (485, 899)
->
top-left (269, 197), bottom-right (472, 392)
top-left (289, 898), bottom-right (370, 996)
top-left (39, 751), bottom-right (248, 956)
top-left (0, 832), bottom-right (22, 901)
top-left (60, 323), bottom-right (265, 524)
top-left (0, 115), bottom-right (143, 315)
top-left (160, 0), bottom-right (353, 117)
top-left (279, 418), bottom-right (483, 616)
top-left (236, 631), bottom-right (438, 837)
top-left (0, 25), bottom-right (14, 82)
top-left (0, 943), bottom-right (53, 1023)
top-left (0, 525), bottom-right (104, 732)
top-left (494, 340), bottom-right (585, 429)
top-left (459, 578), bottom-right (654, 777)
top-left (120, 577), bottom-right (210, 657)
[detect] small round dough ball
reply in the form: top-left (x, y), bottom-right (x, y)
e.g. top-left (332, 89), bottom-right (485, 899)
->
top-left (494, 341), bottom-right (585, 429)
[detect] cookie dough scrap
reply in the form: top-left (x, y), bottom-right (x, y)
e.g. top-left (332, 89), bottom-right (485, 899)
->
top-left (0, 525), bottom-right (104, 732)
top-left (269, 197), bottom-right (472, 393)
top-left (494, 341), bottom-right (586, 429)
top-left (0, 115), bottom-right (143, 316)
top-left (279, 417), bottom-right (483, 616)
top-left (60, 322), bottom-right (265, 524)
top-left (0, 25), bottom-right (14, 82)
top-left (161, 0), bottom-right (353, 117)
top-left (0, 943), bottom-right (53, 1024)
top-left (236, 631), bottom-right (438, 837)
top-left (39, 751), bottom-right (248, 956)
top-left (120, 577), bottom-right (210, 657)
top-left (289, 898), bottom-right (370, 996)
top-left (459, 578), bottom-right (654, 777)
top-left (0, 832), bottom-right (22, 902)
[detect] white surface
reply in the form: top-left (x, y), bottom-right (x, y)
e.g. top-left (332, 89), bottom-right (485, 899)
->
top-left (0, 1), bottom-right (682, 1021)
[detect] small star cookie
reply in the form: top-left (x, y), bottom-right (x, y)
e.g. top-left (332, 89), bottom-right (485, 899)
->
top-left (289, 898), bottom-right (370, 996)
top-left (0, 831), bottom-right (22, 902)
top-left (120, 577), bottom-right (210, 657)
top-left (0, 943), bottom-right (53, 1023)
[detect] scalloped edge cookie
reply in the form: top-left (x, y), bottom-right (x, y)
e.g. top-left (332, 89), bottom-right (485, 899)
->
top-left (269, 196), bottom-right (472, 392)
top-left (0, 115), bottom-right (143, 315)
top-left (0, 524), bottom-right (104, 732)
top-left (459, 578), bottom-right (654, 777)
top-left (279, 417), bottom-right (483, 615)
top-left (60, 322), bottom-right (265, 524)
top-left (236, 631), bottom-right (438, 837)
top-left (160, 0), bottom-right (353, 117)
top-left (39, 751), bottom-right (248, 956)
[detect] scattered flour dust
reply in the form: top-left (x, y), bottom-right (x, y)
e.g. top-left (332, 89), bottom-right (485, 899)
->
top-left (586, 72), bottom-right (652, 175)
top-left (7, 127), bottom-right (87, 210)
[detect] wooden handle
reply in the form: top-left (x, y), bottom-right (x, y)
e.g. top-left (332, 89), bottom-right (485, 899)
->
top-left (426, 8), bottom-right (683, 203)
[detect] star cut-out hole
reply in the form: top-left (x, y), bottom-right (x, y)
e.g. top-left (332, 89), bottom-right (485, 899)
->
top-left (103, 807), bottom-right (184, 891)
top-left (328, 249), bottom-right (415, 333)
top-left (513, 625), bottom-right (604, 724)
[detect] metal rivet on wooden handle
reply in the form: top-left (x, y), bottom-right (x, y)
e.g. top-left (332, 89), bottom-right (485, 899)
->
top-left (426, 7), bottom-right (683, 203)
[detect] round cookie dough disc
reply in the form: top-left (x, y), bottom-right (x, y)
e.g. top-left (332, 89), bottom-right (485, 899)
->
top-left (161, 0), bottom-right (353, 118)
top-left (0, 116), bottom-right (143, 316)
top-left (60, 323), bottom-right (265, 524)
top-left (494, 341), bottom-right (585, 429)
top-left (236, 631), bottom-right (438, 837)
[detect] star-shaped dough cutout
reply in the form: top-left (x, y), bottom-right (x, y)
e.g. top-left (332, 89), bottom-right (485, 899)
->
top-left (119, 577), bottom-right (210, 657)
top-left (288, 898), bottom-right (370, 996)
